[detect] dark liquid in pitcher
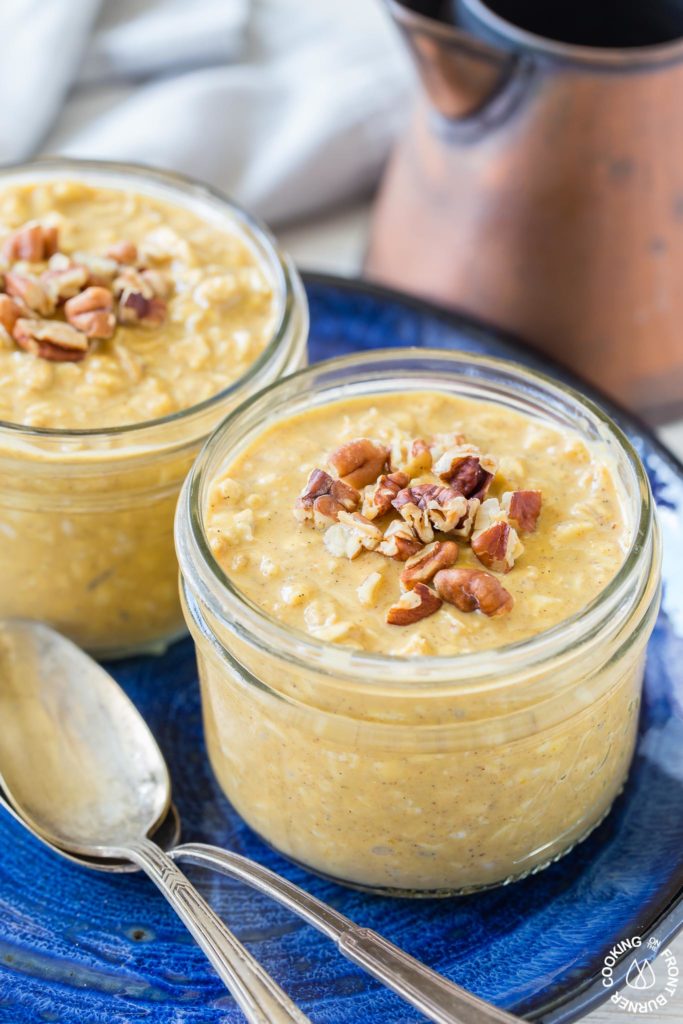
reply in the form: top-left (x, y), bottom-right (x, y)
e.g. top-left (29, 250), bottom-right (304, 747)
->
top-left (478, 0), bottom-right (683, 46)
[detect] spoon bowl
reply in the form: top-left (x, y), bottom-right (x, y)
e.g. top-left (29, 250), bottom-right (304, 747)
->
top-left (0, 619), bottom-right (169, 855)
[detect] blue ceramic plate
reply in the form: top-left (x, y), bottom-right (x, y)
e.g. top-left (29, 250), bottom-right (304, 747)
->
top-left (0, 274), bottom-right (681, 1024)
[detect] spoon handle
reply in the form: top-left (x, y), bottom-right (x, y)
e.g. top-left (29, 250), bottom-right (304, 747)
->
top-left (124, 838), bottom-right (311, 1024)
top-left (173, 843), bottom-right (523, 1024)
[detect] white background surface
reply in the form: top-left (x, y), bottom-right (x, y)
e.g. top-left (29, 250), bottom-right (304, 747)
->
top-left (278, 201), bottom-right (683, 1024)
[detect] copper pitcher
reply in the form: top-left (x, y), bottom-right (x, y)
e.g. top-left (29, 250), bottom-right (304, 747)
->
top-left (367, 0), bottom-right (683, 420)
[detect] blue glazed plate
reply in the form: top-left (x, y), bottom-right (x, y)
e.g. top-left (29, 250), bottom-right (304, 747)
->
top-left (0, 274), bottom-right (681, 1024)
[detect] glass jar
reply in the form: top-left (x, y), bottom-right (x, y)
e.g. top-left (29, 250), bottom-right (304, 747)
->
top-left (0, 159), bottom-right (307, 657)
top-left (175, 350), bottom-right (661, 896)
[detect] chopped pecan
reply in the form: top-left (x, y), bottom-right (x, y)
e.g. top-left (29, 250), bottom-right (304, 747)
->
top-left (106, 240), bottom-right (138, 265)
top-left (328, 438), bottom-right (390, 489)
top-left (73, 251), bottom-right (119, 287)
top-left (118, 291), bottom-right (167, 328)
top-left (377, 520), bottom-right (423, 561)
top-left (393, 483), bottom-right (469, 542)
top-left (433, 444), bottom-right (497, 500)
top-left (337, 511), bottom-right (383, 549)
top-left (41, 257), bottom-right (89, 304)
top-left (362, 471), bottom-right (409, 519)
top-left (390, 437), bottom-right (433, 477)
top-left (470, 499), bottom-right (524, 574)
top-left (502, 490), bottom-right (542, 534)
top-left (434, 568), bottom-right (513, 617)
top-left (65, 287), bottom-right (116, 340)
top-left (386, 583), bottom-right (442, 626)
top-left (115, 266), bottom-right (168, 327)
top-left (2, 222), bottom-right (58, 263)
top-left (0, 295), bottom-right (23, 335)
top-left (323, 513), bottom-right (382, 559)
top-left (392, 487), bottom-right (434, 543)
top-left (294, 469), bottom-right (359, 524)
top-left (400, 540), bottom-right (459, 590)
top-left (13, 318), bottom-right (89, 362)
top-left (5, 271), bottom-right (54, 316)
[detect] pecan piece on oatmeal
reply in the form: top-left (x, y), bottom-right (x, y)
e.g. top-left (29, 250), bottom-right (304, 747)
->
top-left (294, 469), bottom-right (359, 525)
top-left (115, 267), bottom-right (168, 327)
top-left (434, 567), bottom-right (513, 617)
top-left (377, 519), bottom-right (423, 561)
top-left (41, 256), bottom-right (89, 304)
top-left (400, 540), bottom-right (459, 590)
top-left (392, 483), bottom-right (469, 542)
top-left (118, 292), bottom-right (167, 328)
top-left (323, 513), bottom-right (382, 560)
top-left (2, 222), bottom-right (58, 263)
top-left (0, 295), bottom-right (24, 335)
top-left (433, 444), bottom-right (497, 500)
top-left (386, 582), bottom-right (442, 626)
top-left (73, 251), bottom-right (119, 287)
top-left (470, 498), bottom-right (524, 574)
top-left (5, 271), bottom-right (55, 317)
top-left (390, 437), bottom-right (433, 477)
top-left (64, 287), bottom-right (116, 340)
top-left (328, 438), bottom-right (390, 489)
top-left (362, 471), bottom-right (409, 519)
top-left (106, 240), bottom-right (138, 265)
top-left (13, 318), bottom-right (89, 362)
top-left (502, 489), bottom-right (542, 534)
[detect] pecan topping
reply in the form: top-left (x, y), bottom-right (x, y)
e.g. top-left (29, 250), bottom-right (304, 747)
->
top-left (0, 295), bottom-right (23, 335)
top-left (386, 583), bottom-right (442, 626)
top-left (2, 222), bottom-right (58, 263)
top-left (117, 286), bottom-right (167, 328)
top-left (294, 469), bottom-right (359, 525)
top-left (393, 483), bottom-right (468, 541)
top-left (73, 251), bottom-right (119, 287)
top-left (13, 318), bottom-right (89, 362)
top-left (328, 438), bottom-right (390, 489)
top-left (502, 490), bottom-right (542, 534)
top-left (362, 471), bottom-right (409, 520)
top-left (377, 520), bottom-right (423, 561)
top-left (42, 258), bottom-right (89, 304)
top-left (323, 513), bottom-right (382, 560)
top-left (106, 240), bottom-right (138, 265)
top-left (470, 498), bottom-right (524, 574)
top-left (65, 287), bottom-right (116, 340)
top-left (433, 444), bottom-right (496, 500)
top-left (5, 271), bottom-right (54, 316)
top-left (400, 540), bottom-right (459, 590)
top-left (391, 437), bottom-right (433, 477)
top-left (434, 568), bottom-right (513, 617)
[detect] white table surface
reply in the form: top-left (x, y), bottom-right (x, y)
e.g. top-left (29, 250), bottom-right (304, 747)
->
top-left (278, 201), bottom-right (683, 1024)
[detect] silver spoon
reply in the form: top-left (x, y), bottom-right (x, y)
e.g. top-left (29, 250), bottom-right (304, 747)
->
top-left (0, 619), bottom-right (310, 1024)
top-left (0, 620), bottom-right (521, 1024)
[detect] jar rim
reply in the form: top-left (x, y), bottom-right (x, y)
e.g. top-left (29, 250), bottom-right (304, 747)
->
top-left (177, 348), bottom-right (657, 687)
top-left (0, 157), bottom-right (300, 442)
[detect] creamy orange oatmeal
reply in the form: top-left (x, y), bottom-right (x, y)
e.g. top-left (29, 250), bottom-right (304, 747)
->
top-left (0, 180), bottom-right (278, 428)
top-left (205, 392), bottom-right (628, 655)
top-left (180, 358), bottom-right (660, 895)
top-left (0, 162), bottom-right (307, 654)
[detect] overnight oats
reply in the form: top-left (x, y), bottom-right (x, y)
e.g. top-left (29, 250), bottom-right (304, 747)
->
top-left (176, 351), bottom-right (661, 895)
top-left (0, 159), bottom-right (307, 655)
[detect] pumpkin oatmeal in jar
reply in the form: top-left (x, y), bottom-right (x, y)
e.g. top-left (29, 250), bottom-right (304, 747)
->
top-left (0, 159), bottom-right (307, 655)
top-left (177, 350), bottom-right (661, 895)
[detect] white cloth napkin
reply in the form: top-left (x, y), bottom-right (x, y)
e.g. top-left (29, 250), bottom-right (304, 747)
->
top-left (0, 0), bottom-right (413, 226)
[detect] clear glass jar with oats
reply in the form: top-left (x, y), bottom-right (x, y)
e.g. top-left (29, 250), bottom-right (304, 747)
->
top-left (0, 159), bottom-right (307, 656)
top-left (176, 350), bottom-right (661, 895)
